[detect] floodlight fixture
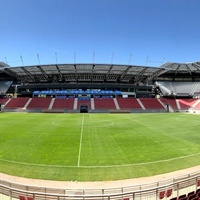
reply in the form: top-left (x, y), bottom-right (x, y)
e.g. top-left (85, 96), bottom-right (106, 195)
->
top-left (37, 54), bottom-right (40, 65)
top-left (93, 51), bottom-right (95, 65)
top-left (55, 52), bottom-right (58, 64)
top-left (20, 55), bottom-right (24, 66)
top-left (74, 52), bottom-right (76, 64)
top-left (128, 53), bottom-right (132, 65)
top-left (5, 57), bottom-right (8, 64)
top-left (145, 55), bottom-right (149, 66)
top-left (111, 52), bottom-right (114, 64)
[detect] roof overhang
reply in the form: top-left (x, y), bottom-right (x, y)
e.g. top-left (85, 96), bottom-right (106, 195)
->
top-left (2, 63), bottom-right (162, 84)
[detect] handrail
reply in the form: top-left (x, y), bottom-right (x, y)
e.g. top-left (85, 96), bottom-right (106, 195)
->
top-left (0, 171), bottom-right (200, 199)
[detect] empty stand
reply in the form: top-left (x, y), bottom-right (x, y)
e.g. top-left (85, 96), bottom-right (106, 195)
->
top-left (3, 97), bottom-right (200, 112)
top-left (117, 97), bottom-right (142, 110)
top-left (193, 82), bottom-right (200, 97)
top-left (160, 98), bottom-right (178, 110)
top-left (0, 97), bottom-right (9, 105)
top-left (169, 190), bottom-right (200, 200)
top-left (4, 97), bottom-right (29, 108)
top-left (139, 98), bottom-right (165, 110)
top-left (178, 99), bottom-right (198, 110)
top-left (157, 81), bottom-right (198, 97)
top-left (52, 98), bottom-right (75, 110)
top-left (94, 98), bottom-right (116, 110)
top-left (27, 97), bottom-right (52, 109)
top-left (172, 82), bottom-right (195, 96)
top-left (193, 101), bottom-right (200, 110)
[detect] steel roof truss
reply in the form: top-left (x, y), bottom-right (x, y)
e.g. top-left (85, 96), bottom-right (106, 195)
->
top-left (21, 67), bottom-right (35, 82)
top-left (134, 68), bottom-right (148, 83)
top-left (4, 68), bottom-right (21, 80)
top-left (106, 65), bottom-right (113, 75)
top-left (55, 65), bottom-right (63, 81)
top-left (120, 66), bottom-right (131, 81)
top-left (192, 63), bottom-right (200, 71)
top-left (146, 68), bottom-right (166, 82)
top-left (173, 64), bottom-right (181, 81)
top-left (185, 64), bottom-right (193, 75)
top-left (37, 66), bottom-right (49, 81)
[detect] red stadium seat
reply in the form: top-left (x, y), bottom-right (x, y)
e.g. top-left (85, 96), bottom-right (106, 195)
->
top-left (19, 196), bottom-right (26, 200)
top-left (5, 97), bottom-right (29, 108)
top-left (166, 188), bottom-right (172, 197)
top-left (179, 197), bottom-right (187, 200)
top-left (187, 191), bottom-right (196, 200)
top-left (178, 194), bottom-right (187, 200)
top-left (191, 197), bottom-right (199, 200)
top-left (170, 197), bottom-right (177, 200)
top-left (159, 191), bottom-right (165, 199)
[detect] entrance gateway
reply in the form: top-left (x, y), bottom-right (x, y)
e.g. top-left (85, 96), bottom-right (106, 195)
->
top-left (80, 104), bottom-right (88, 113)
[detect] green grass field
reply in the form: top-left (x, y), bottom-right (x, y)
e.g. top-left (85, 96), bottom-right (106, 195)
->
top-left (0, 112), bottom-right (200, 181)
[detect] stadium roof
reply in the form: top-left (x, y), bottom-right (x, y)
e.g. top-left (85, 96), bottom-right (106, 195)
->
top-left (2, 63), bottom-right (166, 84)
top-left (160, 61), bottom-right (200, 72)
top-left (1, 61), bottom-right (200, 84)
top-left (157, 61), bottom-right (200, 81)
top-left (0, 62), bottom-right (10, 68)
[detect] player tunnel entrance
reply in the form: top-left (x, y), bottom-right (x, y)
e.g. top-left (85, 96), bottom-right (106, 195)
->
top-left (80, 104), bottom-right (88, 113)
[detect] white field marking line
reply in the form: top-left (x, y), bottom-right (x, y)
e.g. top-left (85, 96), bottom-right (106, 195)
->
top-left (52, 120), bottom-right (73, 128)
top-left (77, 114), bottom-right (84, 167)
top-left (1, 152), bottom-right (200, 169)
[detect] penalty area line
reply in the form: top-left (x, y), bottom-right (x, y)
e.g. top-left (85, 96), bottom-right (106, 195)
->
top-left (77, 114), bottom-right (84, 167)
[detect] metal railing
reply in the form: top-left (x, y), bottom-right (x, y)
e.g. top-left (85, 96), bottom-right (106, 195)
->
top-left (0, 170), bottom-right (200, 200)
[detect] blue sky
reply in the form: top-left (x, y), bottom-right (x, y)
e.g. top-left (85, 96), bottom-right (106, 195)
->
top-left (0, 0), bottom-right (200, 67)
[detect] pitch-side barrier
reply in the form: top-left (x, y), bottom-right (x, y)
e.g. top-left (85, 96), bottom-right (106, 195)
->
top-left (0, 170), bottom-right (200, 200)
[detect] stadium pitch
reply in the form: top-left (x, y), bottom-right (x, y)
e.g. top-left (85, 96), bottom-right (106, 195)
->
top-left (0, 112), bottom-right (200, 181)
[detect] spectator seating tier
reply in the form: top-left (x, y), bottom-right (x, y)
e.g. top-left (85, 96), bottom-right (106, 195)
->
top-left (117, 97), bottom-right (142, 110)
top-left (52, 98), bottom-right (75, 110)
top-left (5, 97), bottom-right (29, 108)
top-left (140, 98), bottom-right (164, 110)
top-left (27, 97), bottom-right (52, 109)
top-left (160, 98), bottom-right (178, 110)
top-left (94, 98), bottom-right (116, 110)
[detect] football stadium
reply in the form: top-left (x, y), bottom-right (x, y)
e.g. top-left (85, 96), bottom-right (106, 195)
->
top-left (1, 61), bottom-right (200, 199)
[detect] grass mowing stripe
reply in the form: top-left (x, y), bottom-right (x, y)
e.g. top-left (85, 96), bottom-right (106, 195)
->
top-left (1, 112), bottom-right (200, 181)
top-left (77, 114), bottom-right (84, 167)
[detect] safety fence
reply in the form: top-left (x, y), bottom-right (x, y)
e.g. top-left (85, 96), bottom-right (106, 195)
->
top-left (0, 170), bottom-right (200, 200)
